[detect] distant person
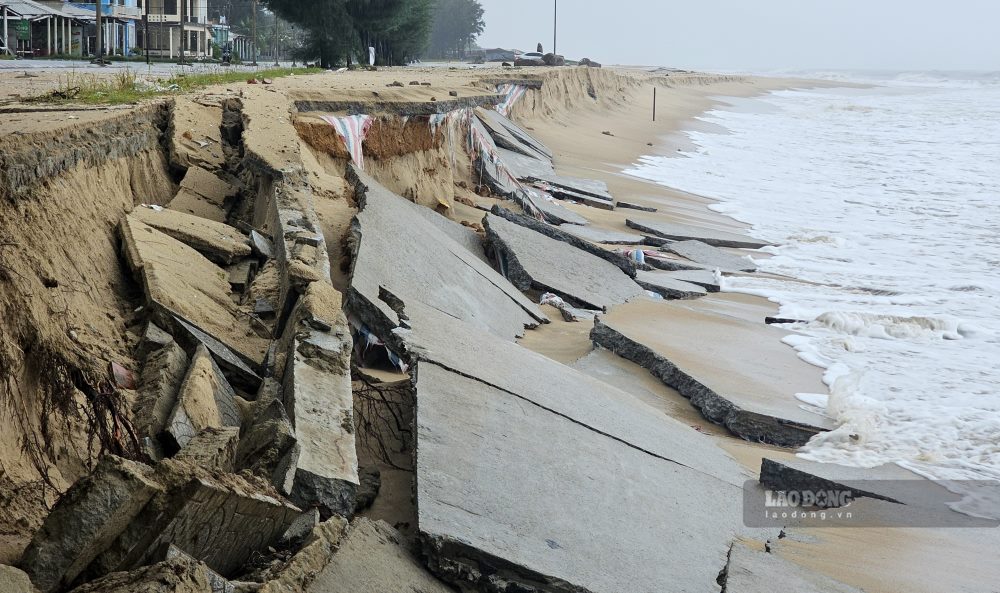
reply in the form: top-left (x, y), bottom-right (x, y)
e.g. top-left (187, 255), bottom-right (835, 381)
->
top-left (537, 43), bottom-right (544, 53)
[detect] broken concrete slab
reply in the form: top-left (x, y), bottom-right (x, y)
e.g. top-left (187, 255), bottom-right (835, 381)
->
top-left (119, 216), bottom-right (268, 380)
top-left (475, 107), bottom-right (552, 161)
top-left (174, 427), bottom-right (241, 473)
top-left (0, 565), bottom-right (37, 593)
top-left (168, 166), bottom-right (239, 223)
top-left (626, 218), bottom-right (770, 249)
top-left (227, 260), bottom-right (257, 294)
top-left (410, 204), bottom-right (489, 263)
top-left (88, 459), bottom-right (300, 579)
top-left (557, 224), bottom-right (645, 245)
top-left (388, 303), bottom-right (757, 592)
top-left (18, 456), bottom-right (163, 593)
top-left (722, 542), bottom-right (864, 593)
top-left (172, 316), bottom-right (262, 393)
top-left (413, 362), bottom-right (750, 593)
top-left (281, 281), bottom-right (358, 519)
top-left (260, 518), bottom-right (453, 593)
top-left (617, 201), bottom-right (657, 212)
top-left (346, 166), bottom-right (547, 343)
top-left (166, 345), bottom-right (244, 450)
top-left (135, 322), bottom-right (176, 361)
top-left (663, 268), bottom-right (722, 292)
top-left (132, 207), bottom-right (252, 266)
top-left (663, 239), bottom-right (758, 272)
top-left (496, 147), bottom-right (615, 209)
top-left (484, 213), bottom-right (643, 310)
top-left (67, 555), bottom-right (214, 593)
top-left (235, 393), bottom-right (299, 496)
top-left (491, 206), bottom-right (636, 278)
top-left (132, 342), bottom-right (189, 455)
top-left (518, 186), bottom-right (590, 225)
top-left (634, 269), bottom-right (708, 299)
top-left (169, 97), bottom-right (226, 172)
top-left (591, 298), bottom-right (836, 447)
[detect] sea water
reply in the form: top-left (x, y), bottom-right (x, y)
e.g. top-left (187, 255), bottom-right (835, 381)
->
top-left (625, 73), bottom-right (1000, 496)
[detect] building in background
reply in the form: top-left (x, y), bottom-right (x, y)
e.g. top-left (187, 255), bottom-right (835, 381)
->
top-left (137, 0), bottom-right (210, 59)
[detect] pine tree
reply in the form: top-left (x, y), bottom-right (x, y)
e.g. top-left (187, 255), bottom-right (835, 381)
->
top-left (426, 0), bottom-right (484, 59)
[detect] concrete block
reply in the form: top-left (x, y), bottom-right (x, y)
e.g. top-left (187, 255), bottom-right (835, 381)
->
top-left (19, 456), bottom-right (163, 593)
top-left (175, 427), bottom-right (241, 473)
top-left (663, 239), bottom-right (758, 272)
top-left (0, 565), bottom-right (39, 593)
top-left (722, 542), bottom-right (864, 593)
top-left (132, 207), bottom-right (252, 265)
top-left (132, 342), bottom-right (189, 450)
top-left (634, 269), bottom-right (708, 299)
top-left (166, 345), bottom-right (244, 450)
top-left (67, 554), bottom-right (213, 593)
top-left (135, 322), bottom-right (175, 361)
top-left (626, 218), bottom-right (770, 249)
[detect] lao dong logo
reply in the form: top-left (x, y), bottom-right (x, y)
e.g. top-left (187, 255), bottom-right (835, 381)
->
top-left (764, 489), bottom-right (855, 509)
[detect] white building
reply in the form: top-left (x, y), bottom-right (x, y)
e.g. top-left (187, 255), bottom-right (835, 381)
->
top-left (138, 0), bottom-right (210, 59)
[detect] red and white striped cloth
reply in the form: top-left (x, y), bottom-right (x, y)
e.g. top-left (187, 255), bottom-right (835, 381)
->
top-left (320, 114), bottom-right (374, 169)
top-left (495, 84), bottom-right (528, 117)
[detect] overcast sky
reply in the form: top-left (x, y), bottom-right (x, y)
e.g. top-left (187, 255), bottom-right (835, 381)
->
top-left (476, 0), bottom-right (1000, 72)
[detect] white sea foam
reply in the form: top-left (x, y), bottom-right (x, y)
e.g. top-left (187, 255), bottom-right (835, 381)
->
top-left (626, 76), bottom-right (1000, 490)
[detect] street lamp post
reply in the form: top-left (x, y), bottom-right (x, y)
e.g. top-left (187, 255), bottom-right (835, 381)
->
top-left (553, 0), bottom-right (557, 57)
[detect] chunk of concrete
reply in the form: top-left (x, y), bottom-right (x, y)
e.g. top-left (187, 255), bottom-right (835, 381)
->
top-left (518, 187), bottom-right (590, 225)
top-left (491, 206), bottom-right (636, 277)
top-left (260, 518), bottom-right (453, 593)
top-left (175, 427), bottom-right (241, 472)
top-left (132, 207), bottom-right (252, 265)
top-left (591, 298), bottom-right (836, 446)
top-left (235, 395), bottom-right (299, 496)
top-left (166, 345), bottom-right (244, 450)
top-left (634, 269), bottom-right (708, 299)
top-left (170, 97), bottom-right (226, 171)
top-left (119, 216), bottom-right (268, 380)
top-left (132, 342), bottom-right (189, 451)
top-left (663, 239), bottom-right (758, 272)
top-left (172, 316), bottom-right (262, 393)
top-left (496, 147), bottom-right (615, 209)
top-left (282, 282), bottom-right (358, 519)
top-left (168, 166), bottom-right (239, 223)
top-left (156, 545), bottom-right (235, 593)
top-left (626, 219), bottom-right (770, 249)
top-left (484, 213), bottom-right (643, 310)
top-left (558, 224), bottom-right (645, 245)
top-left (67, 555), bottom-right (214, 593)
top-left (88, 459), bottom-right (301, 579)
top-left (722, 542), bottom-right (864, 593)
top-left (135, 322), bottom-right (175, 361)
top-left (346, 166), bottom-right (546, 343)
top-left (1, 565), bottom-right (39, 593)
top-left (18, 456), bottom-right (163, 593)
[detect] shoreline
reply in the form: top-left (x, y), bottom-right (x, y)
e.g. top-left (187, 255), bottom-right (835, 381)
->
top-left (516, 72), bottom-right (1000, 593)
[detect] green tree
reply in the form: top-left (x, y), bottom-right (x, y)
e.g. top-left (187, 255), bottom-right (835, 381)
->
top-left (426, 0), bottom-right (484, 59)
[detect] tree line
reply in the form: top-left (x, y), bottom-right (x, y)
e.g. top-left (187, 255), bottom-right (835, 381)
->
top-left (207, 0), bottom-right (486, 68)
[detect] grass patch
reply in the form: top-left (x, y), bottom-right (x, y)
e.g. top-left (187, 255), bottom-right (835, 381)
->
top-left (25, 66), bottom-right (324, 105)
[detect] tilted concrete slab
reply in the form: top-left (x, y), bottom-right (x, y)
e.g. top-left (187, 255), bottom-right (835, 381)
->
top-left (476, 107), bottom-right (552, 161)
top-left (132, 342), bottom-right (189, 455)
top-left (496, 147), bottom-right (615, 209)
top-left (520, 187), bottom-right (590, 225)
top-left (166, 344), bottom-right (244, 450)
top-left (174, 427), bottom-right (241, 473)
top-left (0, 566), bottom-right (37, 593)
top-left (169, 97), bottom-right (226, 171)
top-left (723, 543), bottom-right (864, 593)
top-left (558, 224), bottom-right (645, 245)
top-left (411, 204), bottom-right (489, 263)
top-left (664, 239), bottom-right (758, 273)
top-left (235, 391), bottom-right (300, 496)
top-left (281, 281), bottom-right (358, 519)
top-left (634, 270), bottom-right (708, 300)
top-left (19, 457), bottom-right (163, 593)
top-left (484, 213), bottom-right (643, 310)
top-left (155, 545), bottom-right (235, 593)
top-left (120, 216), bottom-right (268, 378)
top-left (132, 206), bottom-right (251, 265)
top-left (663, 268), bottom-right (722, 292)
top-left (346, 166), bottom-right (547, 343)
top-left (626, 218), bottom-right (770, 249)
top-left (168, 166), bottom-right (238, 223)
top-left (386, 301), bottom-right (757, 592)
top-left (591, 297), bottom-right (836, 447)
top-left (491, 206), bottom-right (637, 277)
top-left (260, 518), bottom-right (453, 593)
top-left (88, 459), bottom-right (301, 579)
